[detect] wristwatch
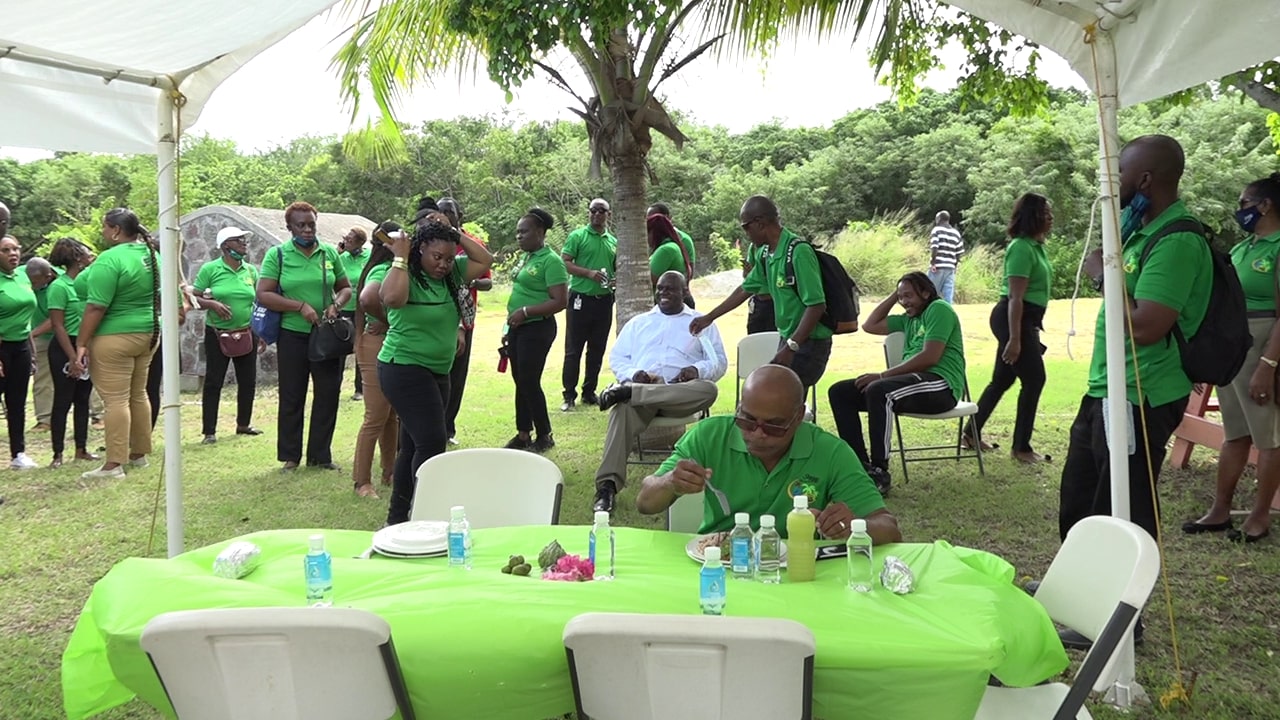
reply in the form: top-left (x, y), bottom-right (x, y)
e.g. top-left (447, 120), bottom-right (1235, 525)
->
top-left (785, 337), bottom-right (800, 352)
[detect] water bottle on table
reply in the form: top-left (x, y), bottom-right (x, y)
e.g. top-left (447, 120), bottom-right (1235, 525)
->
top-left (303, 534), bottom-right (333, 607)
top-left (846, 519), bottom-right (874, 592)
top-left (699, 546), bottom-right (726, 615)
top-left (786, 495), bottom-right (816, 583)
top-left (449, 505), bottom-right (472, 569)
top-left (728, 512), bottom-right (754, 580)
top-left (754, 515), bottom-right (781, 584)
top-left (590, 510), bottom-right (615, 580)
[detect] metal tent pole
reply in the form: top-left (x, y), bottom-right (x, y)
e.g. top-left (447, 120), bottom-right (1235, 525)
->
top-left (157, 92), bottom-right (185, 558)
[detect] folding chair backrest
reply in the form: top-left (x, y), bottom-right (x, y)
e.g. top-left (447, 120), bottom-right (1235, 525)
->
top-left (410, 448), bottom-right (563, 527)
top-left (564, 612), bottom-right (814, 720)
top-left (1034, 515), bottom-right (1160, 692)
top-left (883, 332), bottom-right (905, 367)
top-left (666, 490), bottom-right (705, 533)
top-left (140, 607), bottom-right (414, 720)
top-left (736, 332), bottom-right (781, 405)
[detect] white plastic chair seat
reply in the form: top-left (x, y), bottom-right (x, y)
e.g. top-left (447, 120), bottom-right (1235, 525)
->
top-left (411, 448), bottom-right (563, 527)
top-left (649, 412), bottom-right (702, 428)
top-left (976, 684), bottom-right (1092, 720)
top-left (666, 490), bottom-right (705, 533)
top-left (899, 400), bottom-right (979, 421)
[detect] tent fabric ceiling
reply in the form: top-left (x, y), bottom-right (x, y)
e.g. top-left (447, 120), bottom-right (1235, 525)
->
top-left (0, 0), bottom-right (343, 154)
top-left (944, 0), bottom-right (1280, 108)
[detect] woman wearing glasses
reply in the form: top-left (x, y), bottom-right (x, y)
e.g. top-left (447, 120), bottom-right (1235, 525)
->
top-left (1185, 172), bottom-right (1280, 543)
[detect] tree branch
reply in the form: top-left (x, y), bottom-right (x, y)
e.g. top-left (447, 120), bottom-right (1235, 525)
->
top-left (1241, 80), bottom-right (1280, 114)
top-left (533, 60), bottom-right (591, 109)
top-left (653, 34), bottom-right (725, 92)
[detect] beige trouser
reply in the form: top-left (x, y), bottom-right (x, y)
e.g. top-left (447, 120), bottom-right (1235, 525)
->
top-left (89, 333), bottom-right (156, 464)
top-left (32, 335), bottom-right (53, 424)
top-left (595, 380), bottom-right (719, 489)
top-left (351, 332), bottom-right (398, 487)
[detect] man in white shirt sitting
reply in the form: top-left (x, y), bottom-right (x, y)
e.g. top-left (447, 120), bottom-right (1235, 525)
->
top-left (593, 271), bottom-right (728, 512)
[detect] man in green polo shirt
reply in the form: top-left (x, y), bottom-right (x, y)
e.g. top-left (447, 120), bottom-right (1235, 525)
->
top-left (691, 195), bottom-right (832, 389)
top-left (24, 257), bottom-right (59, 431)
top-left (647, 202), bottom-right (697, 272)
top-left (339, 227), bottom-right (371, 401)
top-left (559, 198), bottom-right (617, 411)
top-left (637, 364), bottom-right (901, 544)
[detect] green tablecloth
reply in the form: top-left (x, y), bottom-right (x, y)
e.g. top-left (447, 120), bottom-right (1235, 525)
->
top-left (62, 527), bottom-right (1067, 720)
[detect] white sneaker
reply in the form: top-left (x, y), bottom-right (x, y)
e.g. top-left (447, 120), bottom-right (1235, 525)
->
top-left (81, 465), bottom-right (126, 480)
top-left (128, 457), bottom-right (149, 468)
top-left (448, 436), bottom-right (459, 446)
top-left (9, 453), bottom-right (37, 470)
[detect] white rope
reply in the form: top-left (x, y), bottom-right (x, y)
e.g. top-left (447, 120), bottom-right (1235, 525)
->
top-left (1067, 194), bottom-right (1107, 360)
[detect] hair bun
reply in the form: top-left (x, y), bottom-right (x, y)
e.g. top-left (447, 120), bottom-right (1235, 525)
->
top-left (526, 207), bottom-right (555, 231)
top-left (378, 221), bottom-right (402, 234)
top-left (416, 196), bottom-right (438, 212)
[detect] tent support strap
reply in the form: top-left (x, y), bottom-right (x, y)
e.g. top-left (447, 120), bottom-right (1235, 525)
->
top-left (157, 93), bottom-right (184, 558)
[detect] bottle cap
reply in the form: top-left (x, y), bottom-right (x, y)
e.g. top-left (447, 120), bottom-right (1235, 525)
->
top-left (450, 505), bottom-right (466, 519)
top-left (760, 514), bottom-right (775, 528)
top-left (850, 519), bottom-right (867, 534)
top-left (734, 512), bottom-right (749, 524)
top-left (308, 534), bottom-right (324, 551)
top-left (792, 495), bottom-right (808, 510)
top-left (704, 546), bottom-right (721, 562)
top-left (594, 510), bottom-right (610, 525)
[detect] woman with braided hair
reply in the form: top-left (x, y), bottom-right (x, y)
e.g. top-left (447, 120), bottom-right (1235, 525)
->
top-left (377, 219), bottom-right (493, 525)
top-left (74, 208), bottom-right (161, 479)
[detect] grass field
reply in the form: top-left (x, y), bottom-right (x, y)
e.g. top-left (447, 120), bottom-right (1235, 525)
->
top-left (2, 288), bottom-right (1278, 719)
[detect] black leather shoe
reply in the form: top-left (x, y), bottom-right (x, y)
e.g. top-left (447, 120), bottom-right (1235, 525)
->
top-left (1227, 527), bottom-right (1270, 544)
top-left (560, 399), bottom-right (575, 412)
top-left (1182, 519), bottom-right (1233, 534)
top-left (531, 435), bottom-right (556, 453)
top-left (235, 426), bottom-right (263, 436)
top-left (593, 483), bottom-right (617, 513)
top-left (598, 384), bottom-right (633, 412)
top-left (504, 435), bottom-right (532, 450)
top-left (867, 465), bottom-right (892, 497)
top-left (582, 392), bottom-right (599, 406)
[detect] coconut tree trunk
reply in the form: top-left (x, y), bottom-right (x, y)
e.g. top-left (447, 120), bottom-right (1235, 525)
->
top-left (609, 149), bottom-right (651, 329)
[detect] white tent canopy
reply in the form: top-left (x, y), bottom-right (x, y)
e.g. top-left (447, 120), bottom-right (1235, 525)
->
top-left (1, 0), bottom-right (345, 560)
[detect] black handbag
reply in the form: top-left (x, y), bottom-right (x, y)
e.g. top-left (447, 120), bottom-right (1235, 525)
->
top-left (308, 250), bottom-right (356, 362)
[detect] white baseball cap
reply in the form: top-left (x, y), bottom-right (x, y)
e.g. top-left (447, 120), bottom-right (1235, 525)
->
top-left (216, 227), bottom-right (252, 246)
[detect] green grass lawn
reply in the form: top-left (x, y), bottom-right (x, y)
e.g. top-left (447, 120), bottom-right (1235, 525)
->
top-left (2, 293), bottom-right (1278, 719)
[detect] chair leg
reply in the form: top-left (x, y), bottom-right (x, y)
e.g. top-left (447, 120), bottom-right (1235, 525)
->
top-left (973, 420), bottom-right (986, 476)
top-left (895, 415), bottom-right (909, 484)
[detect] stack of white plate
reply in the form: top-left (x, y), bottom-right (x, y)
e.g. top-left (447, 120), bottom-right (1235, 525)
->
top-left (371, 520), bottom-right (449, 558)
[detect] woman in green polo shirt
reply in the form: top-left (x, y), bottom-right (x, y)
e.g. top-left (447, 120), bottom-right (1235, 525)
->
top-left (504, 208), bottom-right (569, 452)
top-left (1186, 173), bottom-right (1280, 543)
top-left (647, 212), bottom-right (695, 308)
top-left (378, 220), bottom-right (493, 525)
top-left (255, 201), bottom-right (353, 473)
top-left (46, 238), bottom-right (98, 468)
top-left (74, 208), bottom-right (160, 480)
top-left (351, 222), bottom-right (401, 499)
top-left (193, 226), bottom-right (263, 445)
top-left (967, 193), bottom-right (1053, 464)
top-left (0, 234), bottom-right (38, 470)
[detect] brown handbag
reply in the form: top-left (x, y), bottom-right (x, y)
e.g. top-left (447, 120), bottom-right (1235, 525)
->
top-left (217, 328), bottom-right (254, 358)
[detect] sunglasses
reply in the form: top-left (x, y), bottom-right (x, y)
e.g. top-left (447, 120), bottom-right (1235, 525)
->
top-left (589, 208), bottom-right (609, 215)
top-left (733, 409), bottom-right (800, 437)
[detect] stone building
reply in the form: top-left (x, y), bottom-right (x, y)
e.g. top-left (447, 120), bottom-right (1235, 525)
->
top-left (179, 205), bottom-right (375, 388)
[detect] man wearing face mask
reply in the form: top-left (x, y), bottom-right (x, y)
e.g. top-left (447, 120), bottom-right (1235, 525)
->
top-left (1062, 134), bottom-right (1211, 649)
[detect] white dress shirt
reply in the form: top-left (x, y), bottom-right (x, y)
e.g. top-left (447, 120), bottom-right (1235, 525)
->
top-left (610, 305), bottom-right (728, 383)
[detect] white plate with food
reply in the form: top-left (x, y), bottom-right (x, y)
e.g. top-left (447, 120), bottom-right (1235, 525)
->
top-left (372, 520), bottom-right (449, 555)
top-left (686, 532), bottom-right (788, 565)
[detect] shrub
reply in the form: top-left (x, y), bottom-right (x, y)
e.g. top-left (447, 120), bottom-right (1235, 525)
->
top-left (953, 244), bottom-right (1002, 304)
top-left (824, 213), bottom-right (928, 298)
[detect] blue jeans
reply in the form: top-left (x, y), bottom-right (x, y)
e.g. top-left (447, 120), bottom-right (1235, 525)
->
top-left (928, 267), bottom-right (956, 303)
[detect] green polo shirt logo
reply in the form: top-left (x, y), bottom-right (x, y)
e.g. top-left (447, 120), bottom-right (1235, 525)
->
top-left (1254, 257), bottom-right (1274, 274)
top-left (1123, 256), bottom-right (1137, 275)
top-left (788, 477), bottom-right (819, 504)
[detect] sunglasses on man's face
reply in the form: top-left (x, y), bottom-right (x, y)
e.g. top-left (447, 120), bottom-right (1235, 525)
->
top-left (590, 208), bottom-right (609, 215)
top-left (733, 410), bottom-right (799, 437)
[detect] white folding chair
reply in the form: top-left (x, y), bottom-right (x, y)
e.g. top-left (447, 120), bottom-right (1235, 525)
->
top-left (735, 332), bottom-right (820, 423)
top-left (665, 490), bottom-right (705, 533)
top-left (883, 332), bottom-right (984, 482)
top-left (631, 412), bottom-right (708, 465)
top-left (139, 607), bottom-right (416, 720)
top-left (410, 448), bottom-right (563, 527)
top-left (564, 612), bottom-right (815, 720)
top-left (975, 516), bottom-right (1160, 720)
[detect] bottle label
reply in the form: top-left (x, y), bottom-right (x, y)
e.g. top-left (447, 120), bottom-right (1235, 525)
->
top-left (731, 537), bottom-right (750, 572)
top-left (589, 534), bottom-right (597, 564)
top-left (700, 569), bottom-right (725, 601)
top-left (448, 531), bottom-right (466, 560)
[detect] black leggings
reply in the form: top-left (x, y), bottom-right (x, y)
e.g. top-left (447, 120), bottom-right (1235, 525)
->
top-left (969, 298), bottom-right (1047, 452)
top-left (202, 325), bottom-right (258, 435)
top-left (0, 340), bottom-right (32, 458)
top-left (509, 318), bottom-right (557, 437)
top-left (379, 361), bottom-right (450, 525)
top-left (49, 337), bottom-right (93, 455)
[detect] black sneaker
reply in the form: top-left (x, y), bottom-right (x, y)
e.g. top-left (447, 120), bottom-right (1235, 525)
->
top-left (560, 399), bottom-right (575, 412)
top-left (867, 465), bottom-right (892, 496)
top-left (530, 435), bottom-right (556, 453)
top-left (201, 435), bottom-right (217, 445)
top-left (582, 392), bottom-right (599, 406)
top-left (597, 384), bottom-right (633, 411)
top-left (504, 435), bottom-right (533, 450)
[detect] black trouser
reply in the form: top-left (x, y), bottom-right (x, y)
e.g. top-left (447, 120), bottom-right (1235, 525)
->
top-left (510, 318), bottom-right (557, 437)
top-left (49, 337), bottom-right (92, 456)
top-left (969, 298), bottom-right (1047, 452)
top-left (341, 310), bottom-right (362, 394)
top-left (445, 326), bottom-right (474, 438)
top-left (276, 328), bottom-right (343, 465)
top-left (147, 348), bottom-right (162, 430)
top-left (379, 361), bottom-right (451, 525)
top-left (1059, 395), bottom-right (1188, 541)
top-left (785, 337), bottom-right (833, 390)
top-left (202, 325), bottom-right (258, 436)
top-left (747, 296), bottom-right (776, 334)
top-left (829, 372), bottom-right (957, 470)
top-left (562, 292), bottom-right (613, 401)
top-left (0, 340), bottom-right (32, 458)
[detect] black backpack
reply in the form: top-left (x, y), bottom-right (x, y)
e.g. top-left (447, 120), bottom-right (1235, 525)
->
top-left (1137, 218), bottom-right (1250, 386)
top-left (782, 236), bottom-right (861, 334)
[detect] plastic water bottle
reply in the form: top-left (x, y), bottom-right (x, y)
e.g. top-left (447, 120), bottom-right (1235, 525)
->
top-left (699, 546), bottom-right (727, 615)
top-left (786, 495), bottom-right (816, 583)
top-left (589, 510), bottom-right (615, 580)
top-left (754, 515), bottom-right (782, 584)
top-left (448, 505), bottom-right (472, 569)
top-left (303, 534), bottom-right (333, 607)
top-left (846, 518), bottom-right (874, 592)
top-left (728, 512), bottom-right (754, 580)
